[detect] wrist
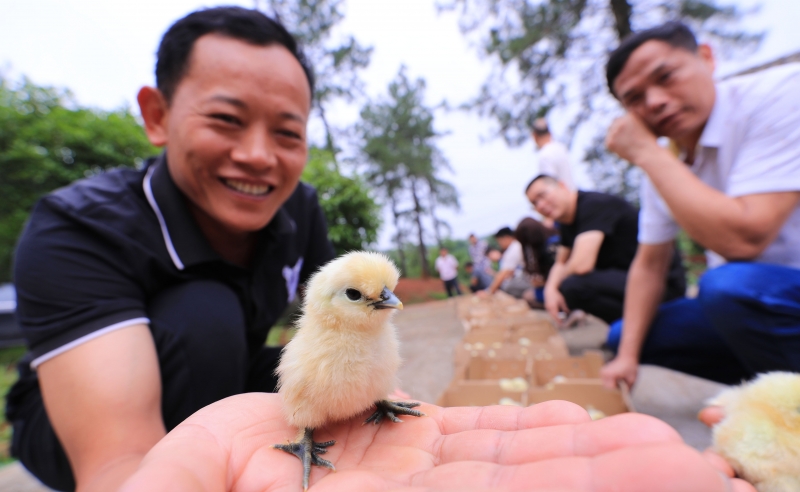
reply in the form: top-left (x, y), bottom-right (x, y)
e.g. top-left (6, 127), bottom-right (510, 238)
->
top-left (631, 144), bottom-right (673, 171)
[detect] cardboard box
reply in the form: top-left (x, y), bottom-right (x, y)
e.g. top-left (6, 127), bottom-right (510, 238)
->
top-left (527, 379), bottom-right (631, 416)
top-left (462, 330), bottom-right (508, 345)
top-left (508, 323), bottom-right (559, 343)
top-left (438, 380), bottom-right (527, 407)
top-left (464, 356), bottom-right (531, 380)
top-left (533, 350), bottom-right (604, 386)
top-left (454, 337), bottom-right (568, 368)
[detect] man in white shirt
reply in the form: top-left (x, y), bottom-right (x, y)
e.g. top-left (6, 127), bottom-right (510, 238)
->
top-left (434, 247), bottom-right (462, 297)
top-left (600, 21), bottom-right (800, 388)
top-left (532, 118), bottom-right (576, 190)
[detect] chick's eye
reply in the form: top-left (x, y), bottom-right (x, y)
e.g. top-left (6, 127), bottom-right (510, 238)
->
top-left (345, 288), bottom-right (362, 301)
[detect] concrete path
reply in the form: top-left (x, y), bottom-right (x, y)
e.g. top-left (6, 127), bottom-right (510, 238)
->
top-left (1, 297), bottom-right (729, 489)
top-left (394, 299), bottom-right (728, 451)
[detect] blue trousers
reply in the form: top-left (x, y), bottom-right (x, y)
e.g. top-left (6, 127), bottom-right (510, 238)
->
top-left (607, 262), bottom-right (800, 385)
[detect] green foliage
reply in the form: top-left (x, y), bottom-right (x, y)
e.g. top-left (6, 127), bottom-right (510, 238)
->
top-left (440, 0), bottom-right (762, 199)
top-left (0, 76), bottom-right (158, 282)
top-left (387, 238), bottom-right (472, 281)
top-left (676, 230), bottom-right (707, 286)
top-left (357, 68), bottom-right (459, 276)
top-left (302, 147), bottom-right (381, 253)
top-left (0, 346), bottom-right (25, 464)
top-left (257, 0), bottom-right (372, 156)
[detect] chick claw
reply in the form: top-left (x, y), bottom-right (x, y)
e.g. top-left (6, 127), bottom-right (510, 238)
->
top-left (364, 399), bottom-right (424, 425)
top-left (272, 427), bottom-right (335, 491)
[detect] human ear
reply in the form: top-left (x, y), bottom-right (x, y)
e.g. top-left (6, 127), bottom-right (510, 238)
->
top-left (697, 44), bottom-right (716, 73)
top-left (137, 86), bottom-right (169, 147)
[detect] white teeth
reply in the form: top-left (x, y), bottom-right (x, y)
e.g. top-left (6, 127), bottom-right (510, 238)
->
top-left (223, 179), bottom-right (272, 196)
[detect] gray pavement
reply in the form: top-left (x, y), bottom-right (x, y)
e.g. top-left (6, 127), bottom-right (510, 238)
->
top-left (1, 297), bottom-right (729, 489)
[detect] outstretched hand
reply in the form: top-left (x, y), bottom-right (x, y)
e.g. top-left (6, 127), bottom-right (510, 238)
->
top-left (120, 393), bottom-right (753, 492)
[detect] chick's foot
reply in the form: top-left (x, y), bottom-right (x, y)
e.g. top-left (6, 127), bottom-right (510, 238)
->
top-left (365, 399), bottom-right (424, 425)
top-left (272, 427), bottom-right (335, 491)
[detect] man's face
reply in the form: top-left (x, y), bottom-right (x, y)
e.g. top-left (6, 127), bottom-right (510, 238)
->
top-left (439, 249), bottom-right (448, 257)
top-left (613, 40), bottom-right (715, 143)
top-left (468, 235), bottom-right (477, 245)
top-left (496, 235), bottom-right (513, 251)
top-left (160, 35), bottom-right (311, 238)
top-left (527, 180), bottom-right (568, 221)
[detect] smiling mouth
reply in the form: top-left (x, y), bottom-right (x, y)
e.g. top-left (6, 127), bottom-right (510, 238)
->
top-left (221, 178), bottom-right (274, 197)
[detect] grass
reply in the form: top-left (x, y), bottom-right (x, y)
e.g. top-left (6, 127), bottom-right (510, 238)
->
top-left (0, 346), bottom-right (25, 465)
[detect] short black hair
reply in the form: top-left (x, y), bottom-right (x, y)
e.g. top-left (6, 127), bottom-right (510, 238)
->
top-left (531, 118), bottom-right (550, 136)
top-left (465, 261), bottom-right (474, 268)
top-left (156, 6), bottom-right (314, 104)
top-left (606, 21), bottom-right (698, 97)
top-left (495, 226), bottom-right (514, 238)
top-left (524, 174), bottom-right (558, 195)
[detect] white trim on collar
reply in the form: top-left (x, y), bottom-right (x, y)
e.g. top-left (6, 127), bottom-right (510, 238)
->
top-left (143, 165), bottom-right (185, 271)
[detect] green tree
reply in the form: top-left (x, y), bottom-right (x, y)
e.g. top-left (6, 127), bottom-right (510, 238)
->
top-left (256, 0), bottom-right (372, 160)
top-left (357, 68), bottom-right (460, 277)
top-left (0, 76), bottom-right (158, 283)
top-left (439, 0), bottom-right (761, 199)
top-left (301, 147), bottom-right (381, 253)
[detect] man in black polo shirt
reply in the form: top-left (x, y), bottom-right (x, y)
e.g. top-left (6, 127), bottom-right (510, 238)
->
top-left (525, 175), bottom-right (685, 324)
top-left (5, 8), bottom-right (334, 491)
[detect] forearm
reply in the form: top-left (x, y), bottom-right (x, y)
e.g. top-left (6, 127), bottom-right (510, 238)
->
top-left (544, 262), bottom-right (568, 294)
top-left (487, 270), bottom-right (512, 294)
top-left (635, 147), bottom-right (774, 258)
top-left (615, 261), bottom-right (667, 361)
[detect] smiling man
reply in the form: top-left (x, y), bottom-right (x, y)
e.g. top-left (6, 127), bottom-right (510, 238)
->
top-left (600, 22), bottom-right (800, 389)
top-left (5, 8), bottom-right (334, 491)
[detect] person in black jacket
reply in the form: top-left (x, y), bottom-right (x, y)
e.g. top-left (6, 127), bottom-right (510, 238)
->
top-left (526, 174), bottom-right (685, 324)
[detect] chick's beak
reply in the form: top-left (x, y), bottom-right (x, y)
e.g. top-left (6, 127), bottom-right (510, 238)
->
top-left (371, 287), bottom-right (403, 310)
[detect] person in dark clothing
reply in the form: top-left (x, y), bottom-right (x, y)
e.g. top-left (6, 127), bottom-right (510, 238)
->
top-left (5, 8), bottom-right (334, 491)
top-left (525, 175), bottom-right (685, 324)
top-left (514, 217), bottom-right (558, 308)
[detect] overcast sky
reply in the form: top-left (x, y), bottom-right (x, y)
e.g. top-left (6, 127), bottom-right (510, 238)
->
top-left (2, 0), bottom-right (799, 248)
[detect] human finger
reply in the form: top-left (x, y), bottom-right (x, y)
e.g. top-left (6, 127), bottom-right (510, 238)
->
top-left (437, 400), bottom-right (591, 436)
top-left (437, 412), bottom-right (680, 465)
top-left (698, 405), bottom-right (725, 427)
top-left (702, 448), bottom-right (735, 478)
top-left (413, 442), bottom-right (745, 492)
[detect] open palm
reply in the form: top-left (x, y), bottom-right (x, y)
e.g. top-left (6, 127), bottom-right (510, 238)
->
top-left (120, 393), bottom-right (753, 492)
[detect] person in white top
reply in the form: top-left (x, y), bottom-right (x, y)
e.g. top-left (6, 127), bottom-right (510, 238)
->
top-left (531, 118), bottom-right (576, 191)
top-left (600, 21), bottom-right (800, 390)
top-left (434, 247), bottom-right (462, 297)
top-left (483, 227), bottom-right (530, 298)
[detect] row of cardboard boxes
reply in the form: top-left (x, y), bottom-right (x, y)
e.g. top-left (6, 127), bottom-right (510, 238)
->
top-left (439, 294), bottom-right (633, 418)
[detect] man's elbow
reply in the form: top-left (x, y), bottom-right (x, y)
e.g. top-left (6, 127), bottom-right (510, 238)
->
top-left (717, 240), bottom-right (769, 262)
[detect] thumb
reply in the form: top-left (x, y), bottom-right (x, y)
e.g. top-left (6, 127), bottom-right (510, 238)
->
top-left (698, 406), bottom-right (725, 427)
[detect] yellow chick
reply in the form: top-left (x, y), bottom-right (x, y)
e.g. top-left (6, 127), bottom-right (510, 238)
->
top-left (708, 371), bottom-right (800, 492)
top-left (272, 251), bottom-right (423, 490)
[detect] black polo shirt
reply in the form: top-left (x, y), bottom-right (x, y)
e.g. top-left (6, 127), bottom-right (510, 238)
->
top-left (13, 154), bottom-right (334, 370)
top-left (558, 191), bottom-right (640, 271)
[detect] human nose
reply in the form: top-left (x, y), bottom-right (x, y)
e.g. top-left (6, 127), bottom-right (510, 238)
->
top-left (230, 124), bottom-right (277, 172)
top-left (644, 86), bottom-right (669, 114)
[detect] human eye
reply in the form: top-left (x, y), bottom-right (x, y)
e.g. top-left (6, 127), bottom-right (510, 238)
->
top-left (658, 71), bottom-right (673, 84)
top-left (209, 113), bottom-right (242, 126)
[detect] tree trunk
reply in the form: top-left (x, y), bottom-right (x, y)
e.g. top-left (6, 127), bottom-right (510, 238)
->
top-left (410, 180), bottom-right (431, 278)
top-left (608, 0), bottom-right (633, 40)
top-left (316, 102), bottom-right (339, 169)
top-left (389, 195), bottom-right (408, 276)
